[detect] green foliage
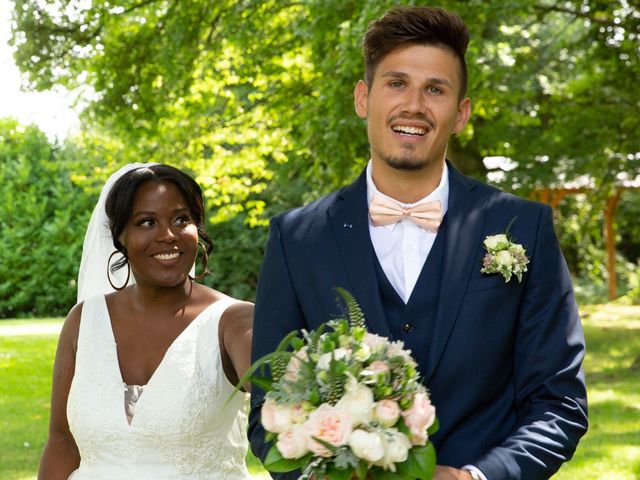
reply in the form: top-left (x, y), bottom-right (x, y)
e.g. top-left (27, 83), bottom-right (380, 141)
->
top-left (336, 288), bottom-right (366, 329)
top-left (8, 0), bottom-right (640, 301)
top-left (0, 119), bottom-right (95, 318)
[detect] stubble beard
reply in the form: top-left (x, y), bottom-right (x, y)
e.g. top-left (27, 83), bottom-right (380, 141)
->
top-left (374, 144), bottom-right (430, 171)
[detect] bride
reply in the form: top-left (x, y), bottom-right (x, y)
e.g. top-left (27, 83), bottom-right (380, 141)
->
top-left (38, 164), bottom-right (253, 479)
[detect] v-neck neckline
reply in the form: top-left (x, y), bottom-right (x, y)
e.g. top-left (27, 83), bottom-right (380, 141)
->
top-left (99, 295), bottom-right (224, 427)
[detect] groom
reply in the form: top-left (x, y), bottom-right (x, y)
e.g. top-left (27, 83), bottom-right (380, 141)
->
top-left (249, 6), bottom-right (587, 480)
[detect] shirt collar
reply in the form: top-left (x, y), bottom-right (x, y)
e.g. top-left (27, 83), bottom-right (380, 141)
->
top-left (366, 160), bottom-right (450, 216)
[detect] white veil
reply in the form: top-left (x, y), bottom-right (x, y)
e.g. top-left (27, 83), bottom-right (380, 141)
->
top-left (76, 163), bottom-right (157, 303)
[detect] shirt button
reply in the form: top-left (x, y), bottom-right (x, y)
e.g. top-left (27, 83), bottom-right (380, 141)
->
top-left (403, 323), bottom-right (414, 333)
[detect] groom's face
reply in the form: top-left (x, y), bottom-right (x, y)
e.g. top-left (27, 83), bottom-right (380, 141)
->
top-left (354, 44), bottom-right (470, 173)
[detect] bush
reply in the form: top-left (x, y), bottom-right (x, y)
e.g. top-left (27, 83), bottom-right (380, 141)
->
top-left (0, 119), bottom-right (93, 318)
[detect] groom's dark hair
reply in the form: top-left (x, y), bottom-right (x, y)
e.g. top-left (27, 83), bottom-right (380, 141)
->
top-left (105, 164), bottom-right (213, 275)
top-left (362, 6), bottom-right (470, 99)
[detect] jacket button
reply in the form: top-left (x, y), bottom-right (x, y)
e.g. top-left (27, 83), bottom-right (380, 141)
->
top-left (403, 323), bottom-right (414, 333)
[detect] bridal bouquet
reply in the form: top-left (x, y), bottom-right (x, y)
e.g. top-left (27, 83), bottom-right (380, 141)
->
top-left (243, 289), bottom-right (438, 480)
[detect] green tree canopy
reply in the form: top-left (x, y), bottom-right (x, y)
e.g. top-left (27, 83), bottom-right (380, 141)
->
top-left (8, 0), bottom-right (640, 304)
top-left (12, 0), bottom-right (639, 197)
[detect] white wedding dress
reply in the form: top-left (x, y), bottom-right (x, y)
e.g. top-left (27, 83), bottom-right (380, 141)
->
top-left (66, 295), bottom-right (251, 479)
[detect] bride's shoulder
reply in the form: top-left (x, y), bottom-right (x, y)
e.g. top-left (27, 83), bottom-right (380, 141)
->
top-left (193, 285), bottom-right (253, 325)
top-left (59, 301), bottom-right (85, 353)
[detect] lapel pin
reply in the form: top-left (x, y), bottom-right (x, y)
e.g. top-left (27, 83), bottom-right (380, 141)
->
top-left (343, 223), bottom-right (353, 229)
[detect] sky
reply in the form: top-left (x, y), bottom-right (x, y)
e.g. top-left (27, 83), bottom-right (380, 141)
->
top-left (0, 1), bottom-right (81, 141)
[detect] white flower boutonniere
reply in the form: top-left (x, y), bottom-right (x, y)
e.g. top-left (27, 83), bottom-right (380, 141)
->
top-left (481, 233), bottom-right (529, 283)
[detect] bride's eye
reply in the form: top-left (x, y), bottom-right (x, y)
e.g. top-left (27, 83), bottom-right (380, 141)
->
top-left (174, 214), bottom-right (193, 225)
top-left (136, 217), bottom-right (155, 227)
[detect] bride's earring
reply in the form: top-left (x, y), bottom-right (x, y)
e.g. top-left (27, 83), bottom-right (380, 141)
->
top-left (194, 242), bottom-right (209, 281)
top-left (107, 250), bottom-right (131, 291)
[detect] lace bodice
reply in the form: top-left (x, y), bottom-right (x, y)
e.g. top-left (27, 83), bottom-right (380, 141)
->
top-left (67, 295), bottom-right (250, 479)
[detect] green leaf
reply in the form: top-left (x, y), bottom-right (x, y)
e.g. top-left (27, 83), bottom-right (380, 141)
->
top-left (264, 445), bottom-right (311, 473)
top-left (370, 469), bottom-right (406, 480)
top-left (427, 417), bottom-right (439, 436)
top-left (324, 465), bottom-right (354, 480)
top-left (355, 460), bottom-right (368, 480)
top-left (396, 444), bottom-right (436, 480)
top-left (310, 435), bottom-right (339, 454)
top-left (335, 287), bottom-right (366, 329)
top-left (249, 376), bottom-right (275, 392)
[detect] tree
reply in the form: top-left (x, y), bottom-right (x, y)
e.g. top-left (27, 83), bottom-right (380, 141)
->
top-left (10, 0), bottom-right (640, 296)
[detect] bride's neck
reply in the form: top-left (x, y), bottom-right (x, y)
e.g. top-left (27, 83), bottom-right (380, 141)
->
top-left (127, 279), bottom-right (194, 314)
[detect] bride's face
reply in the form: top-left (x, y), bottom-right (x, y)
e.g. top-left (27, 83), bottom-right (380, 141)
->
top-left (120, 180), bottom-right (199, 288)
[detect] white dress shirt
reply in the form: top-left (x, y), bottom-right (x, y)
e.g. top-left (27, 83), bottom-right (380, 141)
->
top-left (366, 162), bottom-right (488, 480)
top-left (366, 161), bottom-right (449, 303)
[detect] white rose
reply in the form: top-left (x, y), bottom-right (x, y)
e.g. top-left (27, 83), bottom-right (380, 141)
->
top-left (276, 426), bottom-right (309, 459)
top-left (348, 429), bottom-right (385, 463)
top-left (353, 342), bottom-right (371, 362)
top-left (509, 243), bottom-right (525, 255)
top-left (362, 333), bottom-right (387, 354)
top-left (484, 234), bottom-right (509, 251)
top-left (386, 341), bottom-right (416, 366)
top-left (496, 250), bottom-right (515, 266)
top-left (373, 399), bottom-right (401, 427)
top-left (317, 347), bottom-right (349, 371)
top-left (261, 398), bottom-right (295, 434)
top-left (374, 429), bottom-right (411, 471)
top-left (336, 383), bottom-right (374, 426)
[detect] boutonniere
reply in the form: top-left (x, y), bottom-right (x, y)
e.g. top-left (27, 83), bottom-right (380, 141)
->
top-left (481, 232), bottom-right (529, 283)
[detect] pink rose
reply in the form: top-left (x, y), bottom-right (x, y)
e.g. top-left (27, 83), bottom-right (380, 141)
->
top-left (261, 398), bottom-right (295, 434)
top-left (284, 348), bottom-right (308, 382)
top-left (303, 404), bottom-right (353, 457)
top-left (276, 426), bottom-right (309, 459)
top-left (401, 392), bottom-right (436, 446)
top-left (369, 360), bottom-right (390, 375)
top-left (373, 399), bottom-right (401, 427)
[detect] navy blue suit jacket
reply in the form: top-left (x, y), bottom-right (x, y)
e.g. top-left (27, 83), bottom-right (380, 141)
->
top-left (249, 162), bottom-right (588, 480)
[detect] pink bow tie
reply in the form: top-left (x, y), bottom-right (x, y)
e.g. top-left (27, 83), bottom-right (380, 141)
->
top-left (368, 194), bottom-right (442, 232)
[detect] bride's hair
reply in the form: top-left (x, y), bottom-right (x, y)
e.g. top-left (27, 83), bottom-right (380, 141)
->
top-left (104, 164), bottom-right (214, 277)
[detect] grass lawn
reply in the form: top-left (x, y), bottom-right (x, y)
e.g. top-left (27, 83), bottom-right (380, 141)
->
top-left (1, 305), bottom-right (638, 479)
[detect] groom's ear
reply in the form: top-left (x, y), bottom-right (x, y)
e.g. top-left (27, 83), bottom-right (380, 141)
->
top-left (354, 80), bottom-right (368, 119)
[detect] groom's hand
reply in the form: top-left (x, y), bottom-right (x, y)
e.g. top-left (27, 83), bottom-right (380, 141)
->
top-left (434, 465), bottom-right (473, 479)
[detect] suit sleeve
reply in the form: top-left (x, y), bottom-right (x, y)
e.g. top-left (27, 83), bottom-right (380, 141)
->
top-left (248, 217), bottom-right (304, 479)
top-left (475, 205), bottom-right (588, 479)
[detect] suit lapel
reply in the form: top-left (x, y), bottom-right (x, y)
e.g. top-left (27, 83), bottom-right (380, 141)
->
top-left (328, 172), bottom-right (391, 338)
top-left (424, 162), bottom-right (488, 383)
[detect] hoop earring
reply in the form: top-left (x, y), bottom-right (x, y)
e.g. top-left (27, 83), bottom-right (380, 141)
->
top-left (194, 242), bottom-right (209, 281)
top-left (107, 251), bottom-right (130, 291)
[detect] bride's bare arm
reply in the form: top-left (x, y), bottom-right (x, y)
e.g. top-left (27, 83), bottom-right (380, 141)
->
top-left (219, 301), bottom-right (254, 392)
top-left (38, 304), bottom-right (82, 479)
